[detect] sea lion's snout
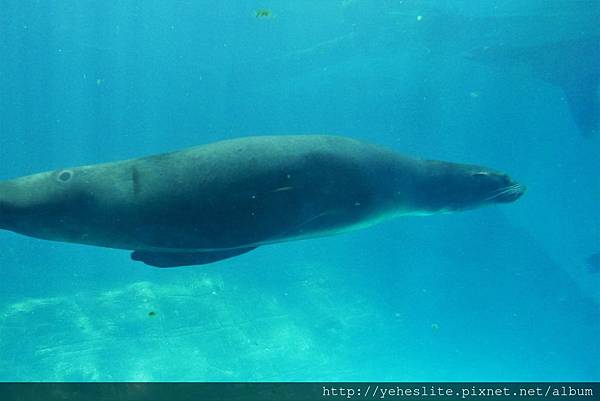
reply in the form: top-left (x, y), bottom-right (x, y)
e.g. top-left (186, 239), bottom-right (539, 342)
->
top-left (493, 181), bottom-right (526, 203)
top-left (475, 171), bottom-right (526, 204)
top-left (409, 162), bottom-right (525, 214)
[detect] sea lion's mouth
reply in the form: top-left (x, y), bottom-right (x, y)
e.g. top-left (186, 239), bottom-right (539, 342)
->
top-left (486, 183), bottom-right (527, 203)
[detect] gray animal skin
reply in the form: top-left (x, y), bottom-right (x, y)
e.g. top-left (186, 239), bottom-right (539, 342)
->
top-left (0, 135), bottom-right (525, 267)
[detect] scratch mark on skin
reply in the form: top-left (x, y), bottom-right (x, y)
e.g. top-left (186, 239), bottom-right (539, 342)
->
top-left (269, 186), bottom-right (294, 193)
top-left (131, 166), bottom-right (141, 196)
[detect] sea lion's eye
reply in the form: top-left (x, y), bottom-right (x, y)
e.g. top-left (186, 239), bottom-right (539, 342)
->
top-left (57, 170), bottom-right (74, 183)
top-left (472, 172), bottom-right (489, 178)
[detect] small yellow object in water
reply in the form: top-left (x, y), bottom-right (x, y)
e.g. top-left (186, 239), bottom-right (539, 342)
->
top-left (256, 9), bottom-right (272, 18)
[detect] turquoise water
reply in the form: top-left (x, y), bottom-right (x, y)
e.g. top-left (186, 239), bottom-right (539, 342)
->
top-left (0, 0), bottom-right (598, 381)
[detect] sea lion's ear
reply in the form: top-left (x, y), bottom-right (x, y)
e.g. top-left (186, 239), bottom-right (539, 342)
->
top-left (472, 172), bottom-right (489, 177)
top-left (131, 247), bottom-right (257, 268)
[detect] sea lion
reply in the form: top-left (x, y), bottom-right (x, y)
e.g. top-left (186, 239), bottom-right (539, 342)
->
top-left (586, 252), bottom-right (600, 274)
top-left (0, 135), bottom-right (525, 267)
top-left (465, 37), bottom-right (600, 137)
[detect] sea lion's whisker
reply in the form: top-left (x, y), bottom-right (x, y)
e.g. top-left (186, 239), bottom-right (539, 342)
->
top-left (483, 184), bottom-right (521, 202)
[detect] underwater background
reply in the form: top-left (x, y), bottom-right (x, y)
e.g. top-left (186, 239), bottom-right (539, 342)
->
top-left (0, 0), bottom-right (598, 381)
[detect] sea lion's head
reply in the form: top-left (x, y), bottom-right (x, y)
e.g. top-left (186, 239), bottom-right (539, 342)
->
top-left (409, 160), bottom-right (526, 213)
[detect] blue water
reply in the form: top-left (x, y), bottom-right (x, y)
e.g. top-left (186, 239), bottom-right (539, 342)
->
top-left (0, 0), bottom-right (598, 381)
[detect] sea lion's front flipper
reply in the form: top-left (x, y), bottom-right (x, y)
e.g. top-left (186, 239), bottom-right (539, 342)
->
top-left (131, 247), bottom-right (257, 268)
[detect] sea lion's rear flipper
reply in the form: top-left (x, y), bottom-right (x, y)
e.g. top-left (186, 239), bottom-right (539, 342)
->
top-left (131, 247), bottom-right (257, 268)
